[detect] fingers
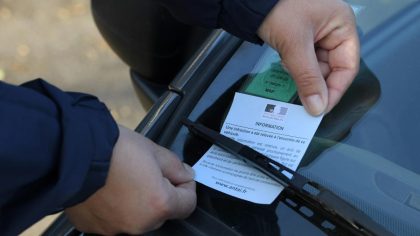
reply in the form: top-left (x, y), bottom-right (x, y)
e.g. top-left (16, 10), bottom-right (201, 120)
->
top-left (324, 39), bottom-right (359, 112)
top-left (68, 127), bottom-right (197, 235)
top-left (164, 179), bottom-right (197, 220)
top-left (315, 48), bottom-right (330, 78)
top-left (147, 178), bottom-right (196, 229)
top-left (137, 136), bottom-right (196, 222)
top-left (257, 0), bottom-right (359, 115)
top-left (154, 146), bottom-right (195, 185)
top-left (144, 179), bottom-right (196, 232)
top-left (282, 58), bottom-right (330, 78)
top-left (281, 37), bottom-right (328, 115)
top-left (154, 146), bottom-right (197, 219)
top-left (318, 21), bottom-right (360, 112)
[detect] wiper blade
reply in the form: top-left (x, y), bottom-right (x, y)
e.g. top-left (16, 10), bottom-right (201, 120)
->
top-left (182, 118), bottom-right (394, 236)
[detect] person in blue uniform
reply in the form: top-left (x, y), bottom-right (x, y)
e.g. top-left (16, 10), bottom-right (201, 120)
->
top-left (0, 0), bottom-right (359, 234)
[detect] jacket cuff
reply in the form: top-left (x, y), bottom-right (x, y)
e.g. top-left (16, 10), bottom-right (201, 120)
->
top-left (22, 79), bottom-right (119, 209)
top-left (61, 92), bottom-right (119, 208)
top-left (219, 0), bottom-right (278, 44)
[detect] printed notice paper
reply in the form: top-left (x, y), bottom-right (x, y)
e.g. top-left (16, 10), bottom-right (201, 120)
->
top-left (192, 93), bottom-right (323, 204)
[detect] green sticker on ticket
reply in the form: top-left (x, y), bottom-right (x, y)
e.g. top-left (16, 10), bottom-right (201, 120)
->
top-left (240, 47), bottom-right (297, 103)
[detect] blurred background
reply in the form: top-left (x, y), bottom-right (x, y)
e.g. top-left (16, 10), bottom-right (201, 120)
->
top-left (0, 0), bottom-right (145, 128)
top-left (0, 0), bottom-right (146, 234)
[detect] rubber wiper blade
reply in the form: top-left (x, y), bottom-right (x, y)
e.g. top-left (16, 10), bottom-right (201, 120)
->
top-left (182, 118), bottom-right (394, 236)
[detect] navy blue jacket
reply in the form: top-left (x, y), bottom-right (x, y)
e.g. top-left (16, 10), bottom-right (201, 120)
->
top-left (0, 80), bottom-right (118, 234)
top-left (0, 0), bottom-right (277, 234)
top-left (159, 0), bottom-right (278, 43)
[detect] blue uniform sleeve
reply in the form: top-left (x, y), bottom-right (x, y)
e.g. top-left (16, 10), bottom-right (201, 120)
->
top-left (0, 79), bottom-right (119, 235)
top-left (158, 0), bottom-right (278, 43)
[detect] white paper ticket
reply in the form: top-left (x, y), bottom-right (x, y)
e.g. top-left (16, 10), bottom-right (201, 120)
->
top-left (193, 93), bottom-right (323, 204)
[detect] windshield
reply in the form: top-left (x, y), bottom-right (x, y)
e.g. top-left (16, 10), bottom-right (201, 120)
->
top-left (297, 1), bottom-right (420, 235)
top-left (170, 1), bottom-right (420, 235)
top-left (350, 0), bottom-right (417, 33)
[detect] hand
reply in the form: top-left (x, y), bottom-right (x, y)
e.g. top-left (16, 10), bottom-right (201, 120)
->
top-left (258, 0), bottom-right (359, 115)
top-left (65, 126), bottom-right (196, 235)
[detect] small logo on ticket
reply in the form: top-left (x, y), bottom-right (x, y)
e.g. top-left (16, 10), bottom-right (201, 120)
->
top-left (265, 104), bottom-right (276, 113)
top-left (263, 104), bottom-right (288, 121)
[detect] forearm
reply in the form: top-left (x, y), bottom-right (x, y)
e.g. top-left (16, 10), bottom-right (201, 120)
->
top-left (0, 79), bottom-right (118, 235)
top-left (157, 0), bottom-right (278, 43)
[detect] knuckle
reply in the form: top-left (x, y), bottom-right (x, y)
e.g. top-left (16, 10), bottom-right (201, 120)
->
top-left (336, 1), bottom-right (354, 17)
top-left (341, 3), bottom-right (357, 25)
top-left (344, 3), bottom-right (356, 17)
top-left (293, 69), bottom-right (322, 95)
top-left (329, 2), bottom-right (356, 28)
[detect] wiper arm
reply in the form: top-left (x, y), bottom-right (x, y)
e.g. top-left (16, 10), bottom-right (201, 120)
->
top-left (182, 118), bottom-right (394, 236)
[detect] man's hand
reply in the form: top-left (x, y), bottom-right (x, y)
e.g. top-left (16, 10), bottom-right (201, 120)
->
top-left (258, 0), bottom-right (359, 115)
top-left (65, 126), bottom-right (196, 235)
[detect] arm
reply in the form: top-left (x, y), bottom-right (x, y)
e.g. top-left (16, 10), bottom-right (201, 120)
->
top-left (158, 0), bottom-right (278, 43)
top-left (0, 79), bottom-right (196, 235)
top-left (65, 126), bottom-right (196, 235)
top-left (0, 79), bottom-right (118, 235)
top-left (159, 0), bottom-right (359, 116)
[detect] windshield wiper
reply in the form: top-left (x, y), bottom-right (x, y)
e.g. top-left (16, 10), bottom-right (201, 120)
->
top-left (182, 118), bottom-right (394, 236)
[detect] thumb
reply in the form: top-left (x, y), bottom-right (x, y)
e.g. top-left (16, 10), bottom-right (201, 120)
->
top-left (280, 38), bottom-right (328, 116)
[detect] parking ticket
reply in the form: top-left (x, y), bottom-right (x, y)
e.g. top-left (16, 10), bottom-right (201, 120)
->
top-left (192, 92), bottom-right (323, 204)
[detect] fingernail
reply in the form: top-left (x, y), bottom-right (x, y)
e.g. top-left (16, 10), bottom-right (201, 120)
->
top-left (305, 94), bottom-right (325, 116)
top-left (183, 163), bottom-right (195, 178)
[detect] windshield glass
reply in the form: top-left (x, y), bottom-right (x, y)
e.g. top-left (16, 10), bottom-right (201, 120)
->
top-left (350, 0), bottom-right (417, 33)
top-left (171, 1), bottom-right (420, 235)
top-left (296, 1), bottom-right (420, 235)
